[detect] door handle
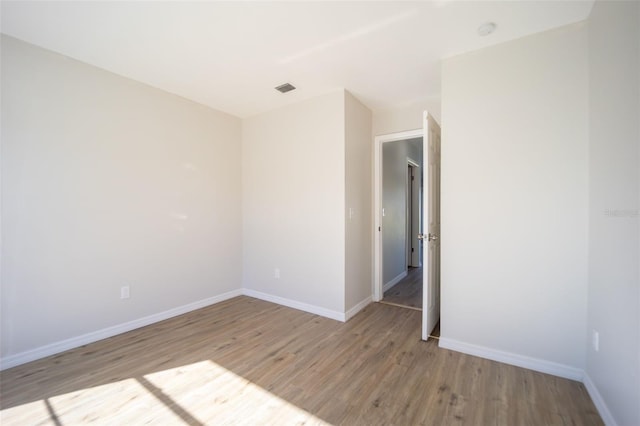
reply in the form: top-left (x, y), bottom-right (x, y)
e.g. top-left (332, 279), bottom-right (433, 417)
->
top-left (418, 233), bottom-right (439, 241)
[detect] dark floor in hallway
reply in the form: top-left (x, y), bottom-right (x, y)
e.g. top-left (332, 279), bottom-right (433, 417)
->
top-left (382, 267), bottom-right (422, 309)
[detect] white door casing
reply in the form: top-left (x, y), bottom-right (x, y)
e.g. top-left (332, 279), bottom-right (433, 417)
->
top-left (421, 111), bottom-right (441, 341)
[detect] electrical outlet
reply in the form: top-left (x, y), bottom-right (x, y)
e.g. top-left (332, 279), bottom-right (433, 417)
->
top-left (592, 330), bottom-right (599, 352)
top-left (121, 286), bottom-right (130, 299)
top-left (274, 268), bottom-right (280, 279)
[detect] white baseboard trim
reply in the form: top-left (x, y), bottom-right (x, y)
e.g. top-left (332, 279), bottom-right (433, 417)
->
top-left (345, 296), bottom-right (372, 321)
top-left (383, 270), bottom-right (407, 293)
top-left (242, 288), bottom-right (345, 322)
top-left (583, 373), bottom-right (618, 426)
top-left (0, 289), bottom-right (243, 371)
top-left (438, 337), bottom-right (583, 381)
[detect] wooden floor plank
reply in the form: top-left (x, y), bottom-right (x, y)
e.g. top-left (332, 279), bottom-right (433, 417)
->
top-left (1, 296), bottom-right (602, 425)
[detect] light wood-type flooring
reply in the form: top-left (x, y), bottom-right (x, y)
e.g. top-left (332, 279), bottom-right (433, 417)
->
top-left (383, 267), bottom-right (423, 309)
top-left (1, 296), bottom-right (602, 425)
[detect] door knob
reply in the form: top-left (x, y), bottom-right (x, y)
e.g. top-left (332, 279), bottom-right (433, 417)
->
top-left (418, 233), bottom-right (438, 241)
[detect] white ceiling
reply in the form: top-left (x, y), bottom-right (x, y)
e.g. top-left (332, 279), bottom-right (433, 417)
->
top-left (1, 1), bottom-right (594, 118)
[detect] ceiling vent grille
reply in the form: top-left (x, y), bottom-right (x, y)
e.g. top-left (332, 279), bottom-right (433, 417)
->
top-left (275, 83), bottom-right (296, 93)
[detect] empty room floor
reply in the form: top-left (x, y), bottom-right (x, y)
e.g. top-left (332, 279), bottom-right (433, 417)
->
top-left (0, 297), bottom-right (602, 425)
top-left (383, 267), bottom-right (423, 309)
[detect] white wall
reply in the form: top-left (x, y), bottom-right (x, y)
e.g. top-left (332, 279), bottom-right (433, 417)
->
top-left (373, 99), bottom-right (440, 137)
top-left (586, 1), bottom-right (640, 425)
top-left (1, 37), bottom-right (373, 366)
top-left (242, 91), bottom-right (346, 314)
top-left (382, 138), bottom-right (422, 285)
top-left (344, 92), bottom-right (373, 313)
top-left (440, 23), bottom-right (589, 369)
top-left (1, 36), bottom-right (242, 358)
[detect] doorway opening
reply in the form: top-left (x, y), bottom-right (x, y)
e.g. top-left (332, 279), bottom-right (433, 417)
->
top-left (373, 112), bottom-right (441, 342)
top-left (374, 132), bottom-right (423, 313)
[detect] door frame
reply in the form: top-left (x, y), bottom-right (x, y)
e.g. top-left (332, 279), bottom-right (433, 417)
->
top-left (373, 128), bottom-right (423, 303)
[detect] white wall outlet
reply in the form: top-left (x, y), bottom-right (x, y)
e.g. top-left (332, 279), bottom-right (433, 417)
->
top-left (120, 286), bottom-right (130, 299)
top-left (592, 330), bottom-right (599, 352)
top-left (274, 268), bottom-right (280, 279)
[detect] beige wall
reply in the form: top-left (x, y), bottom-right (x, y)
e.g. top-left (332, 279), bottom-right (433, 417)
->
top-left (243, 90), bottom-right (374, 318)
top-left (242, 91), bottom-right (346, 314)
top-left (586, 1), bottom-right (640, 425)
top-left (1, 45), bottom-right (375, 363)
top-left (440, 23), bottom-right (589, 369)
top-left (344, 92), bottom-right (373, 313)
top-left (1, 35), bottom-right (242, 358)
top-left (373, 99), bottom-right (441, 137)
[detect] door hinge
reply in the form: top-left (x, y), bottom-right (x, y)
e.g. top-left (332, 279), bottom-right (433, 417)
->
top-left (378, 226), bottom-right (381, 231)
top-left (411, 248), bottom-right (414, 252)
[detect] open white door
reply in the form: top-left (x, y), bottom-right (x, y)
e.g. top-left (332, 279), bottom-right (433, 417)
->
top-left (421, 111), bottom-right (441, 341)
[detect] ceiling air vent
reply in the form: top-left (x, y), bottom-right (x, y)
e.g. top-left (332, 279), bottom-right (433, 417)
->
top-left (275, 83), bottom-right (296, 93)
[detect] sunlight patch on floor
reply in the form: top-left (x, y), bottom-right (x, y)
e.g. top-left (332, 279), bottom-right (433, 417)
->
top-left (1, 360), bottom-right (330, 425)
top-left (2, 378), bottom-right (183, 425)
top-left (1, 399), bottom-right (51, 425)
top-left (143, 360), bottom-right (329, 425)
